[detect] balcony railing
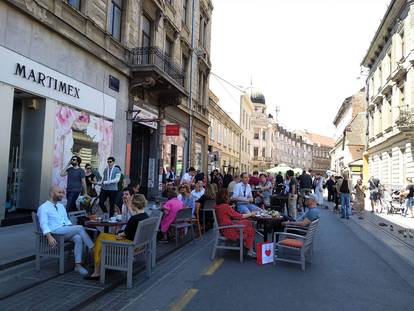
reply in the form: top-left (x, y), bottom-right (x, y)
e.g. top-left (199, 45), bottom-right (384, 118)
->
top-left (126, 47), bottom-right (185, 87)
top-left (396, 107), bottom-right (414, 132)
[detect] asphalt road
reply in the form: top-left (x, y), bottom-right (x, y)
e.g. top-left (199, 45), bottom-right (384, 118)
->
top-left (119, 208), bottom-right (414, 311)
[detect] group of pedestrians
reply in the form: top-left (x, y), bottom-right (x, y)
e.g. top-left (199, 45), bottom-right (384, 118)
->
top-left (60, 155), bottom-right (135, 217)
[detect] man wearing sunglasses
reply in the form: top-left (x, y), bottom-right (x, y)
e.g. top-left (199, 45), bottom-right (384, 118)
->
top-left (60, 155), bottom-right (86, 212)
top-left (98, 156), bottom-right (121, 217)
top-left (231, 172), bottom-right (262, 214)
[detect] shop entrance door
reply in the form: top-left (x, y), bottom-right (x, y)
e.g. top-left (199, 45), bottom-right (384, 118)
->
top-left (131, 123), bottom-right (151, 196)
top-left (6, 92), bottom-right (45, 214)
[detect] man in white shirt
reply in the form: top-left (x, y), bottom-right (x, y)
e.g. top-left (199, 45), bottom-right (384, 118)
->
top-left (180, 167), bottom-right (196, 185)
top-left (37, 186), bottom-right (94, 276)
top-left (99, 156), bottom-right (121, 216)
top-left (231, 172), bottom-right (262, 214)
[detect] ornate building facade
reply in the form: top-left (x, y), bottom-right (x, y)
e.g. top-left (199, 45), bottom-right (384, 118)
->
top-left (362, 0), bottom-right (414, 189)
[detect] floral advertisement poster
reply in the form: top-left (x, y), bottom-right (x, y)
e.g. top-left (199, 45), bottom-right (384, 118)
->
top-left (53, 104), bottom-right (113, 192)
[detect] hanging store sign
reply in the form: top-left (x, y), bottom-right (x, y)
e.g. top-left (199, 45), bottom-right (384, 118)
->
top-left (166, 124), bottom-right (180, 136)
top-left (133, 105), bottom-right (158, 129)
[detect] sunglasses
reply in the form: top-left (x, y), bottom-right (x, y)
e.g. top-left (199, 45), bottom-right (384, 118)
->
top-left (107, 160), bottom-right (113, 163)
top-left (85, 167), bottom-right (91, 170)
top-left (71, 158), bottom-right (77, 162)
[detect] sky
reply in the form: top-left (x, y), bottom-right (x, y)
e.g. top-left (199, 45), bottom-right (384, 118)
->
top-left (210, 0), bottom-right (391, 137)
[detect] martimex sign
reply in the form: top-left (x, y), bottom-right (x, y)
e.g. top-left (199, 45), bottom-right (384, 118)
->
top-left (14, 63), bottom-right (80, 99)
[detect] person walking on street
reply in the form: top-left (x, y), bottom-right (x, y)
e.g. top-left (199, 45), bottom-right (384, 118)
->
top-left (368, 176), bottom-right (380, 213)
top-left (337, 172), bottom-right (353, 219)
top-left (60, 155), bottom-right (86, 212)
top-left (286, 170), bottom-right (298, 219)
top-left (401, 177), bottom-right (414, 218)
top-left (314, 174), bottom-right (325, 207)
top-left (99, 156), bottom-right (121, 217)
top-left (353, 179), bottom-right (366, 219)
top-left (326, 176), bottom-right (336, 202)
top-left (37, 186), bottom-right (94, 276)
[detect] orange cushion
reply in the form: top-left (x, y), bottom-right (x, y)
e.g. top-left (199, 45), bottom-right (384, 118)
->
top-left (279, 238), bottom-right (303, 248)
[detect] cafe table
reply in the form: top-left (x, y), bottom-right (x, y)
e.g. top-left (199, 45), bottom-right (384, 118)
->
top-left (251, 214), bottom-right (284, 242)
top-left (84, 219), bottom-right (128, 234)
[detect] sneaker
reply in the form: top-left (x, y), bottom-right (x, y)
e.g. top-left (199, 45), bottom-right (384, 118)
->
top-left (340, 216), bottom-right (345, 219)
top-left (247, 251), bottom-right (257, 258)
top-left (74, 265), bottom-right (89, 276)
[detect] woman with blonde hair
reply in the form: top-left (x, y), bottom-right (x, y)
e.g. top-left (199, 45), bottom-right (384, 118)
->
top-left (84, 194), bottom-right (149, 280)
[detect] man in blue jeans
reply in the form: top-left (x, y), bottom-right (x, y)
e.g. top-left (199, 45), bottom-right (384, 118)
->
top-left (60, 155), bottom-right (86, 212)
top-left (337, 172), bottom-right (353, 219)
top-left (231, 172), bottom-right (262, 214)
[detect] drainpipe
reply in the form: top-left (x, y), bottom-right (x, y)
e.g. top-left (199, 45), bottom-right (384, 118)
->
top-left (187, 0), bottom-right (196, 169)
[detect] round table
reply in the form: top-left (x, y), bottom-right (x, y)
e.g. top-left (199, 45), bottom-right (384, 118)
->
top-left (85, 220), bottom-right (128, 233)
top-left (252, 215), bottom-right (284, 242)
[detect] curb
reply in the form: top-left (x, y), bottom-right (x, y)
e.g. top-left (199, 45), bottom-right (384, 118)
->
top-left (0, 255), bottom-right (35, 272)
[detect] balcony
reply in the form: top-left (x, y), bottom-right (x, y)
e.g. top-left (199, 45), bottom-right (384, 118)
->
top-left (396, 107), bottom-right (414, 132)
top-left (126, 47), bottom-right (187, 100)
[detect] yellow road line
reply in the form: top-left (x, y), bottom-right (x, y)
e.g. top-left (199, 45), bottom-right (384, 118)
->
top-left (169, 288), bottom-right (198, 311)
top-left (203, 258), bottom-right (224, 276)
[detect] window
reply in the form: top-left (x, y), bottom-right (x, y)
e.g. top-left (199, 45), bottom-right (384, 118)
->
top-left (262, 148), bottom-right (265, 158)
top-left (217, 124), bottom-right (222, 144)
top-left (199, 15), bottom-right (207, 47)
top-left (165, 37), bottom-right (174, 60)
top-left (387, 50), bottom-right (392, 75)
top-left (400, 31), bottom-right (405, 60)
top-left (262, 131), bottom-right (266, 141)
top-left (253, 147), bottom-right (259, 157)
top-left (67, 0), bottom-right (81, 10)
top-left (198, 71), bottom-right (206, 106)
top-left (183, 0), bottom-right (189, 25)
top-left (182, 54), bottom-right (189, 90)
top-left (254, 132), bottom-right (259, 140)
top-left (210, 119), bottom-right (214, 141)
top-left (399, 84), bottom-right (405, 107)
top-left (142, 15), bottom-right (151, 48)
top-left (108, 0), bottom-right (123, 41)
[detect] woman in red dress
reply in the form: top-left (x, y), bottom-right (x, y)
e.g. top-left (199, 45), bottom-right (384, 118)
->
top-left (215, 189), bottom-right (256, 257)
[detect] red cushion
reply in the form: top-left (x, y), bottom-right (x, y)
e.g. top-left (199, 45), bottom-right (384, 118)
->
top-left (279, 238), bottom-right (303, 248)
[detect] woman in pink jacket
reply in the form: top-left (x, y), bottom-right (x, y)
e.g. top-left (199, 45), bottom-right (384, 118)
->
top-left (160, 190), bottom-right (184, 240)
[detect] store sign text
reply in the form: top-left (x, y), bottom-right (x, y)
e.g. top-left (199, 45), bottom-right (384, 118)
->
top-left (15, 63), bottom-right (80, 99)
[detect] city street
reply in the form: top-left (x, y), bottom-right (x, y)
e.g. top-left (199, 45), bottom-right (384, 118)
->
top-left (2, 0), bottom-right (414, 310)
top-left (82, 206), bottom-right (414, 311)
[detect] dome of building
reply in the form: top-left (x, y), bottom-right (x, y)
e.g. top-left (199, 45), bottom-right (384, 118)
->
top-left (249, 88), bottom-right (266, 105)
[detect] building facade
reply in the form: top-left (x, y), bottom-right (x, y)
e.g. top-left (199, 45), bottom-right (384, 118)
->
top-left (0, 0), bottom-right (213, 225)
top-left (275, 126), bottom-right (313, 170)
top-left (239, 90), bottom-right (254, 173)
top-left (330, 89), bottom-right (366, 182)
top-left (129, 0), bottom-right (213, 198)
top-left (208, 91), bottom-right (241, 175)
top-left (361, 0), bottom-right (414, 189)
top-left (249, 89), bottom-right (275, 171)
top-left (0, 0), bottom-right (131, 224)
top-left (301, 131), bottom-right (334, 175)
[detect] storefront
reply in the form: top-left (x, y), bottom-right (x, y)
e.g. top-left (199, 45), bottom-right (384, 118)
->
top-left (0, 45), bottom-right (118, 224)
